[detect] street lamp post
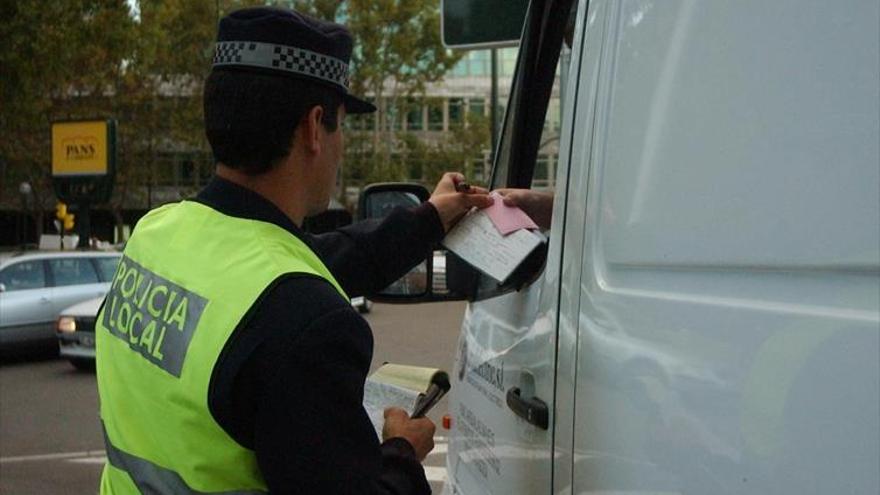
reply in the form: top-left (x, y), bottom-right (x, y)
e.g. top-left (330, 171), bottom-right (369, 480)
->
top-left (18, 182), bottom-right (32, 248)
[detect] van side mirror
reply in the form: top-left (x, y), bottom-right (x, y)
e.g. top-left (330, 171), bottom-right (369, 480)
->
top-left (358, 183), bottom-right (429, 221)
top-left (0, 283), bottom-right (6, 293)
top-left (358, 183), bottom-right (470, 303)
top-left (358, 183), bottom-right (548, 303)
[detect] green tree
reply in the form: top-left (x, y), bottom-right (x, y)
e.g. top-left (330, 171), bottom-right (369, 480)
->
top-left (345, 0), bottom-right (463, 190)
top-left (286, 0), bottom-right (464, 194)
top-left (401, 112), bottom-right (491, 187)
top-left (0, 0), bottom-right (476, 244)
top-left (72, 0), bottom-right (216, 240)
top-left (0, 0), bottom-right (136, 239)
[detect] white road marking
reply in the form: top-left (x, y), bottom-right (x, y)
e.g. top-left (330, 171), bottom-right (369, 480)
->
top-left (428, 442), bottom-right (448, 456)
top-left (2, 436), bottom-right (452, 476)
top-left (424, 466), bottom-right (448, 483)
top-left (0, 450), bottom-right (105, 463)
top-left (425, 436), bottom-right (448, 484)
top-left (68, 456), bottom-right (108, 464)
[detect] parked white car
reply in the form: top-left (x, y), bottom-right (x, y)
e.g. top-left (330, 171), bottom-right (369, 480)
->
top-left (56, 296), bottom-right (103, 370)
top-left (0, 250), bottom-right (120, 355)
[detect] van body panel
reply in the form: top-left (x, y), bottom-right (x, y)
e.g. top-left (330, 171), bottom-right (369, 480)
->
top-left (445, 0), bottom-right (879, 493)
top-left (552, 0), bottom-right (611, 492)
top-left (571, 0), bottom-right (879, 493)
top-left (596, 0), bottom-right (880, 270)
top-left (447, 285), bottom-right (555, 494)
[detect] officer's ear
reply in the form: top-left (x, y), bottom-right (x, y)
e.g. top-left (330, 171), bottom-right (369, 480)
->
top-left (301, 105), bottom-right (324, 154)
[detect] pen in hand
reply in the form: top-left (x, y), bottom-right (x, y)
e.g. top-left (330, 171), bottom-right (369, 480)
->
top-left (411, 384), bottom-right (442, 419)
top-left (411, 375), bottom-right (451, 418)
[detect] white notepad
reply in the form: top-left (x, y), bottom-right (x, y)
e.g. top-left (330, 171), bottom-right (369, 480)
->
top-left (363, 364), bottom-right (448, 440)
top-left (442, 208), bottom-right (545, 283)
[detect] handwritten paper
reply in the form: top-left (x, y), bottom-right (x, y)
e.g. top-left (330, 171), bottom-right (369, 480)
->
top-left (442, 208), bottom-right (545, 283)
top-left (363, 379), bottom-right (421, 440)
top-left (484, 192), bottom-right (539, 235)
top-left (363, 364), bottom-right (448, 440)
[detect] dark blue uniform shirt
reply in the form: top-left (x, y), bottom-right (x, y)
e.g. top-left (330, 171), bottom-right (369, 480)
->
top-left (194, 177), bottom-right (444, 494)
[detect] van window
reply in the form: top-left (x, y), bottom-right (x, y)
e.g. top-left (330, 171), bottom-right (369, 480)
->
top-left (491, 3), bottom-right (576, 190)
top-left (471, 0), bottom-right (578, 300)
top-left (49, 258), bottom-right (100, 287)
top-left (0, 261), bottom-right (47, 291)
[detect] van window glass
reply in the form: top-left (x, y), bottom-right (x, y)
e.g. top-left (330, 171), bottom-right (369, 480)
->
top-left (532, 56), bottom-right (567, 190)
top-left (490, 0), bottom-right (576, 190)
top-left (472, 0), bottom-right (578, 300)
top-left (49, 258), bottom-right (99, 287)
top-left (94, 257), bottom-right (121, 282)
top-left (0, 261), bottom-right (46, 291)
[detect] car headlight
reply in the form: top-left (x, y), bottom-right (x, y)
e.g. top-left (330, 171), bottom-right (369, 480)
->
top-left (57, 316), bottom-right (77, 333)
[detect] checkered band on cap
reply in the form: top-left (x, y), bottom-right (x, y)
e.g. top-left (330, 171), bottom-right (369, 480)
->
top-left (213, 41), bottom-right (350, 90)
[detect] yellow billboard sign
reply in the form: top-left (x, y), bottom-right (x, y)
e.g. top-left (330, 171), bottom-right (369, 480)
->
top-left (52, 121), bottom-right (109, 176)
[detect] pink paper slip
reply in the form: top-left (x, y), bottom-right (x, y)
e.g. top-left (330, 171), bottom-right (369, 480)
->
top-left (485, 192), bottom-right (539, 235)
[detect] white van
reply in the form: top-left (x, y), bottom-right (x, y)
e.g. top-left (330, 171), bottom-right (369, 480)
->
top-left (363, 0), bottom-right (879, 493)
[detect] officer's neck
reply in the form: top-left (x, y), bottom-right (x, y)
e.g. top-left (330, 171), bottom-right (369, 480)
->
top-left (215, 159), bottom-right (310, 227)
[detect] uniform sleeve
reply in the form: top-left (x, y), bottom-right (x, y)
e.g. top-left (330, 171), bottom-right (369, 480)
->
top-left (208, 277), bottom-right (431, 495)
top-left (251, 306), bottom-right (431, 495)
top-left (308, 202), bottom-right (445, 297)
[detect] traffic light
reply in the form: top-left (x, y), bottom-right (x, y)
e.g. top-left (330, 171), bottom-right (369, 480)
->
top-left (55, 202), bottom-right (67, 220)
top-left (63, 213), bottom-right (75, 232)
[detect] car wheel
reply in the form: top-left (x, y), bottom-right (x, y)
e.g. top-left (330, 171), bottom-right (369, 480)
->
top-left (69, 358), bottom-right (95, 372)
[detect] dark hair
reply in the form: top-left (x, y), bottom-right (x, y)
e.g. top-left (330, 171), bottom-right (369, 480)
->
top-left (204, 69), bottom-right (342, 175)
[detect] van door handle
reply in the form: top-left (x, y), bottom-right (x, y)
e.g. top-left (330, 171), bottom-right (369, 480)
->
top-left (39, 297), bottom-right (51, 304)
top-left (506, 387), bottom-right (549, 430)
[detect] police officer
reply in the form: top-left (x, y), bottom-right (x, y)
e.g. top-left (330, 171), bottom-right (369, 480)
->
top-left (95, 7), bottom-right (492, 494)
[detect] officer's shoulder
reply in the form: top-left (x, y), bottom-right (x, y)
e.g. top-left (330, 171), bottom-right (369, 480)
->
top-left (261, 273), bottom-right (354, 319)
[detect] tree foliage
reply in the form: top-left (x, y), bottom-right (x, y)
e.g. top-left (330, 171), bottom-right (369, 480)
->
top-left (0, 0), bottom-right (136, 236)
top-left (1, 0), bottom-right (488, 239)
top-left (0, 0), bottom-right (219, 239)
top-left (401, 113), bottom-right (491, 187)
top-left (288, 0), bottom-right (488, 194)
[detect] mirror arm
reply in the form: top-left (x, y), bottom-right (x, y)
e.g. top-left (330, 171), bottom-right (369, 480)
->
top-left (357, 182), bottom-right (473, 303)
top-left (445, 252), bottom-right (481, 301)
top-left (445, 241), bottom-right (549, 302)
top-left (499, 241), bottom-right (549, 292)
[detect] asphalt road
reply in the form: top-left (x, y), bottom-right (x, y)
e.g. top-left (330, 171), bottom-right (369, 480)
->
top-left (0, 301), bottom-right (466, 494)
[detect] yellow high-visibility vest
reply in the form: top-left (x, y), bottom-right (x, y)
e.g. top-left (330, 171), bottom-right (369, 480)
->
top-left (96, 200), bottom-right (346, 494)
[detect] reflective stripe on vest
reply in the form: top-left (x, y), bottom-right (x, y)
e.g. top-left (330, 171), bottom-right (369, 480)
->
top-left (103, 424), bottom-right (266, 495)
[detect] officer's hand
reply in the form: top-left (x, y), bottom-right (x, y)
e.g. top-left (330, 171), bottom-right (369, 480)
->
top-left (428, 172), bottom-right (493, 233)
top-left (382, 407), bottom-right (436, 461)
top-left (493, 188), bottom-right (555, 229)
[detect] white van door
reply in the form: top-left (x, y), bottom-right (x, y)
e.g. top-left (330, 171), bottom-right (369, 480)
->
top-left (444, 0), bottom-right (589, 493)
top-left (564, 0), bottom-right (879, 493)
